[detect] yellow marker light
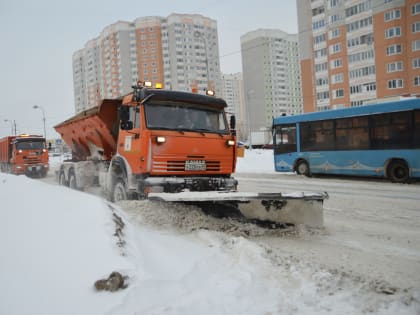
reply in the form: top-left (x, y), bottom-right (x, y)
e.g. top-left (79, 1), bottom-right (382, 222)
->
top-left (156, 136), bottom-right (166, 144)
top-left (226, 139), bottom-right (235, 146)
top-left (155, 82), bottom-right (163, 89)
top-left (206, 89), bottom-right (215, 96)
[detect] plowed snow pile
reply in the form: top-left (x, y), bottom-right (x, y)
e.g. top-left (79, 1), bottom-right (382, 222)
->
top-left (120, 199), bottom-right (297, 237)
top-left (117, 199), bottom-right (420, 314)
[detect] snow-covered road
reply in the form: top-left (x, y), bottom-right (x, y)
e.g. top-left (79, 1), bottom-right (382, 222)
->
top-left (236, 173), bottom-right (420, 289)
top-left (29, 151), bottom-right (420, 314)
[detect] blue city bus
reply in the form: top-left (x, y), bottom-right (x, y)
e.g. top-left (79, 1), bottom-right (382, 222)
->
top-left (272, 99), bottom-right (420, 182)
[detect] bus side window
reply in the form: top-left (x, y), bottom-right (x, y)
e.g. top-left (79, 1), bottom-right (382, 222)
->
top-left (414, 110), bottom-right (420, 147)
top-left (275, 125), bottom-right (296, 154)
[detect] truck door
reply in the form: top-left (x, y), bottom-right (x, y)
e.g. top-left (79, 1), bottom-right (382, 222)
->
top-left (119, 105), bottom-right (145, 174)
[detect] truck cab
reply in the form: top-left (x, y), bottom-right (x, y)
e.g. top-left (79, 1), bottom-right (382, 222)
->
top-left (0, 134), bottom-right (49, 177)
top-left (112, 83), bottom-right (238, 199)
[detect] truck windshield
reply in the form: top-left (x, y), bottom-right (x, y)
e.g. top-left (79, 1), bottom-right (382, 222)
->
top-left (145, 103), bottom-right (228, 133)
top-left (15, 140), bottom-right (45, 150)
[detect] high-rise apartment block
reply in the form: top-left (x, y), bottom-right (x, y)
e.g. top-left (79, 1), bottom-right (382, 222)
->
top-left (298, 0), bottom-right (420, 112)
top-left (241, 29), bottom-right (302, 142)
top-left (73, 14), bottom-right (221, 113)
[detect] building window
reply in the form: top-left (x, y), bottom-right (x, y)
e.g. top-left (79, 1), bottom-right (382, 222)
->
top-left (412, 3), bottom-right (420, 15)
top-left (312, 6), bottom-right (325, 16)
top-left (330, 0), bottom-right (339, 7)
top-left (316, 77), bottom-right (329, 86)
top-left (386, 44), bottom-right (402, 55)
top-left (330, 43), bottom-right (342, 54)
top-left (345, 1), bottom-right (372, 17)
top-left (316, 91), bottom-right (330, 101)
top-left (413, 58), bottom-right (420, 68)
top-left (331, 58), bottom-right (343, 68)
top-left (413, 22), bottom-right (420, 33)
top-left (329, 28), bottom-right (341, 39)
top-left (385, 27), bottom-right (401, 38)
top-left (349, 65), bottom-right (376, 78)
top-left (388, 79), bottom-right (403, 89)
top-left (313, 19), bottom-right (326, 30)
top-left (350, 85), bottom-right (361, 94)
top-left (334, 89), bottom-right (344, 98)
top-left (387, 61), bottom-right (403, 73)
top-left (413, 40), bottom-right (420, 51)
top-left (315, 62), bottom-right (328, 72)
top-left (384, 9), bottom-right (401, 21)
top-left (414, 76), bottom-right (420, 86)
top-left (330, 14), bottom-right (341, 23)
top-left (314, 33), bottom-right (326, 44)
top-left (332, 73), bottom-right (344, 84)
top-left (314, 48), bottom-right (327, 58)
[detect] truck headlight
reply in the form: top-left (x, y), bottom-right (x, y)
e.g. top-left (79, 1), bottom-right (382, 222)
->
top-left (156, 136), bottom-right (166, 144)
top-left (226, 139), bottom-right (235, 147)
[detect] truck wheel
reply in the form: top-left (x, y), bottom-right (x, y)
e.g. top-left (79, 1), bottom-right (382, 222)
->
top-left (112, 179), bottom-right (127, 202)
top-left (296, 160), bottom-right (310, 176)
top-left (388, 161), bottom-right (409, 183)
top-left (69, 172), bottom-right (78, 190)
top-left (59, 171), bottom-right (68, 186)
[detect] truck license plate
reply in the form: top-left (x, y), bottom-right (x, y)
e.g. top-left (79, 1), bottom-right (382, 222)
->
top-left (185, 160), bottom-right (206, 171)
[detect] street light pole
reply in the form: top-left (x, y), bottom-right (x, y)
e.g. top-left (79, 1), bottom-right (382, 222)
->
top-left (4, 119), bottom-right (16, 135)
top-left (33, 105), bottom-right (46, 139)
top-left (193, 31), bottom-right (210, 90)
top-left (246, 90), bottom-right (254, 150)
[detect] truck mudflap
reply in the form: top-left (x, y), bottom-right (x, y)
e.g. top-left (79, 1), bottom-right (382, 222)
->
top-left (147, 191), bottom-right (328, 227)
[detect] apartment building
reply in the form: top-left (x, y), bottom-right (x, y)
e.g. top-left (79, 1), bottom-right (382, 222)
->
top-left (298, 0), bottom-right (420, 112)
top-left (73, 14), bottom-right (221, 112)
top-left (220, 73), bottom-right (246, 139)
top-left (241, 29), bottom-right (302, 141)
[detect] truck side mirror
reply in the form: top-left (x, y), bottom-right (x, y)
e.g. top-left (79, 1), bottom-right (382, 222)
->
top-left (230, 115), bottom-right (236, 130)
top-left (229, 115), bottom-right (236, 136)
top-left (119, 106), bottom-right (133, 130)
top-left (120, 121), bottom-right (133, 130)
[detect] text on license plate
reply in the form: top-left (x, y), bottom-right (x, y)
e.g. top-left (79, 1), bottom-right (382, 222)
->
top-left (185, 160), bottom-right (206, 171)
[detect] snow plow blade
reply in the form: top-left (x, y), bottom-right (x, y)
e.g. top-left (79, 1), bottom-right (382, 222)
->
top-left (148, 191), bottom-right (327, 227)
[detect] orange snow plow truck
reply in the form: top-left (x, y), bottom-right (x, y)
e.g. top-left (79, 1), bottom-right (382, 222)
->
top-left (54, 82), bottom-right (326, 227)
top-left (0, 134), bottom-right (49, 177)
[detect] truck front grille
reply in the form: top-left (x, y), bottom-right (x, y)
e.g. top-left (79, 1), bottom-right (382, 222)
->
top-left (152, 160), bottom-right (221, 172)
top-left (23, 156), bottom-right (42, 164)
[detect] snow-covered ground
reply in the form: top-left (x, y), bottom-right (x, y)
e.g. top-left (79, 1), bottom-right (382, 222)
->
top-left (0, 150), bottom-right (419, 315)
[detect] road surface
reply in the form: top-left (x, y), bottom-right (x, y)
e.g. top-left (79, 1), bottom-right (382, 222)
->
top-left (236, 173), bottom-right (420, 290)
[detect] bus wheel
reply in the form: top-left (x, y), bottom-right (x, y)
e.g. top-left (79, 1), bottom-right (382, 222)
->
top-left (388, 161), bottom-right (409, 183)
top-left (296, 160), bottom-right (310, 176)
top-left (112, 179), bottom-right (128, 202)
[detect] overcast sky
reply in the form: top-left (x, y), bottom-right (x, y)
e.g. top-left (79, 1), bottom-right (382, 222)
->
top-left (0, 0), bottom-right (298, 139)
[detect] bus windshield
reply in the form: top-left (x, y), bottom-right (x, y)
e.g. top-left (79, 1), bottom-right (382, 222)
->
top-left (144, 102), bottom-right (228, 133)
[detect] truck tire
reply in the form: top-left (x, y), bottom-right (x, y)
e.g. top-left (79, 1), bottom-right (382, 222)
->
top-left (388, 160), bottom-right (409, 183)
top-left (296, 160), bottom-right (310, 176)
top-left (59, 171), bottom-right (68, 186)
top-left (69, 172), bottom-right (78, 190)
top-left (112, 179), bottom-right (128, 202)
